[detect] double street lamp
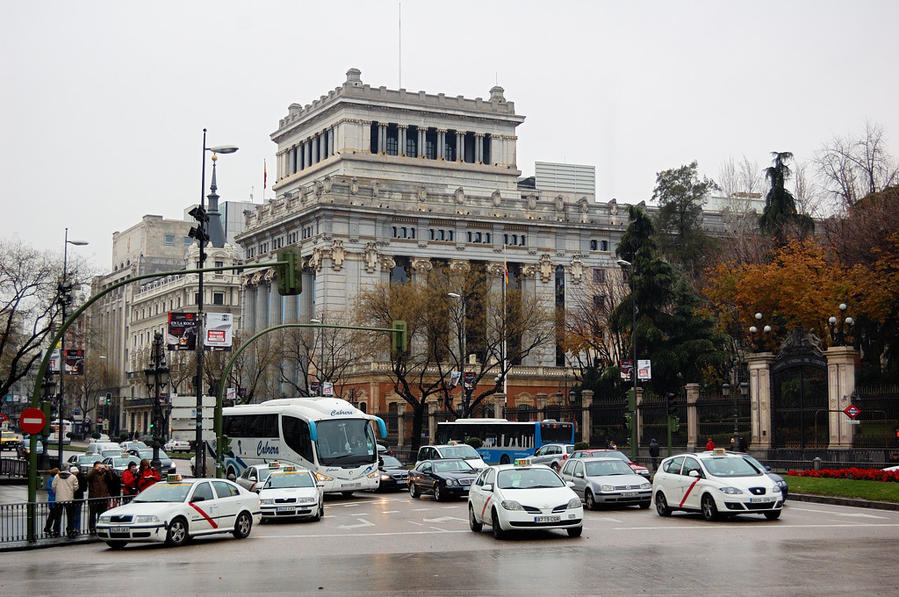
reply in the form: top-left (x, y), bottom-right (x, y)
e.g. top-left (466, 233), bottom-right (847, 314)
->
top-left (828, 303), bottom-right (854, 346)
top-left (722, 380), bottom-right (749, 450)
top-left (190, 130), bottom-right (238, 476)
top-left (58, 228), bottom-right (88, 467)
top-left (616, 259), bottom-right (639, 461)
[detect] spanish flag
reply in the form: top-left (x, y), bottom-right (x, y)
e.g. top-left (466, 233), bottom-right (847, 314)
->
top-left (504, 256), bottom-right (509, 286)
top-left (263, 160), bottom-right (267, 189)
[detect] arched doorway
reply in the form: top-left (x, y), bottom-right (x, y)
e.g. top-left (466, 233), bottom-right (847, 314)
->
top-left (771, 330), bottom-right (827, 449)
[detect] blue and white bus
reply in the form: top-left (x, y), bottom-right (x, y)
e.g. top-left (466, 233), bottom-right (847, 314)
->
top-left (435, 418), bottom-right (575, 464)
top-left (218, 397), bottom-right (387, 495)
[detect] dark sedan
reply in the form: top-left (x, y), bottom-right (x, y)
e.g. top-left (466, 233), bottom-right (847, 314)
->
top-left (738, 453), bottom-right (788, 500)
top-left (408, 458), bottom-right (478, 501)
top-left (376, 455), bottom-right (409, 491)
top-left (127, 448), bottom-right (177, 475)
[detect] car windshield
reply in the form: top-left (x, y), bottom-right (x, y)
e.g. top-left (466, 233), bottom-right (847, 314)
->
top-left (101, 450), bottom-right (121, 458)
top-left (585, 460), bottom-right (635, 476)
top-left (441, 445), bottom-right (481, 459)
top-left (741, 455), bottom-right (766, 474)
top-left (433, 459), bottom-right (474, 473)
top-left (497, 468), bottom-right (564, 489)
top-left (315, 419), bottom-right (377, 467)
top-left (380, 455), bottom-right (403, 468)
top-left (700, 456), bottom-right (764, 478)
top-left (134, 483), bottom-right (192, 503)
top-left (113, 457), bottom-right (137, 467)
top-left (265, 472), bottom-right (314, 489)
top-left (78, 455), bottom-right (103, 465)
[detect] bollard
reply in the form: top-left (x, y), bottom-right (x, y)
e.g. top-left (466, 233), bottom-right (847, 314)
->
top-left (813, 456), bottom-right (822, 471)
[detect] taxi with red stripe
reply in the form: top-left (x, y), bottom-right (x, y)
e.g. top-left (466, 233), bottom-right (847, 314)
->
top-left (96, 474), bottom-right (262, 549)
top-left (651, 449), bottom-right (784, 521)
top-left (467, 459), bottom-right (584, 539)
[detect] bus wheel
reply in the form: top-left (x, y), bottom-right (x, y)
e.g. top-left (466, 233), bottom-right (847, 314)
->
top-left (499, 454), bottom-right (511, 465)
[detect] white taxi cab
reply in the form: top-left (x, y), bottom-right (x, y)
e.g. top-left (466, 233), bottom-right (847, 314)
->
top-left (236, 462), bottom-right (283, 493)
top-left (652, 449), bottom-right (784, 521)
top-left (96, 475), bottom-right (262, 549)
top-left (467, 459), bottom-right (583, 539)
top-left (258, 466), bottom-right (324, 521)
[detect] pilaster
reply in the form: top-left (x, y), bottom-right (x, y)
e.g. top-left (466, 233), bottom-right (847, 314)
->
top-left (826, 345), bottom-right (858, 450)
top-left (686, 383), bottom-right (700, 451)
top-left (747, 352), bottom-right (775, 449)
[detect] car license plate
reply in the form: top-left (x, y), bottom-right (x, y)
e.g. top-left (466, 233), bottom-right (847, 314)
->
top-left (749, 497), bottom-right (775, 503)
top-left (342, 482), bottom-right (361, 489)
top-left (277, 506), bottom-right (294, 512)
top-left (110, 526), bottom-right (129, 533)
top-left (535, 515), bottom-right (561, 523)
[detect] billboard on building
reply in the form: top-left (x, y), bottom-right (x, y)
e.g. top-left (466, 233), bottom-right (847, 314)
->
top-left (204, 313), bottom-right (233, 351)
top-left (64, 349), bottom-right (84, 375)
top-left (167, 312), bottom-right (198, 351)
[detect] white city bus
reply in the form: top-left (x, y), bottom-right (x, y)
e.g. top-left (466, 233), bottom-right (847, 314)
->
top-left (47, 419), bottom-right (73, 445)
top-left (218, 397), bottom-right (387, 495)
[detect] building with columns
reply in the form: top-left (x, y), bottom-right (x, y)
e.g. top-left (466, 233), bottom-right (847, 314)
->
top-left (235, 68), bottom-right (705, 419)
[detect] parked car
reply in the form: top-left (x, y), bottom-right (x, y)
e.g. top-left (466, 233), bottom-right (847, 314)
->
top-left (121, 441), bottom-right (150, 453)
top-left (102, 455), bottom-right (140, 478)
top-left (96, 476), bottom-right (261, 548)
top-left (415, 444), bottom-right (487, 470)
top-left (164, 439), bottom-right (191, 452)
top-left (409, 458), bottom-right (479, 501)
top-left (87, 441), bottom-right (122, 456)
top-left (375, 455), bottom-right (409, 491)
top-left (530, 443), bottom-right (575, 471)
top-left (468, 461), bottom-right (583, 538)
top-left (559, 457), bottom-right (652, 509)
top-left (652, 450), bottom-right (784, 521)
top-left (73, 453), bottom-right (105, 474)
top-left (18, 436), bottom-right (44, 457)
top-left (570, 448), bottom-right (651, 478)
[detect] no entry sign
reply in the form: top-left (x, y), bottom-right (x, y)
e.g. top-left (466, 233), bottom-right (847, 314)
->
top-left (20, 407), bottom-right (46, 434)
top-left (843, 404), bottom-right (861, 419)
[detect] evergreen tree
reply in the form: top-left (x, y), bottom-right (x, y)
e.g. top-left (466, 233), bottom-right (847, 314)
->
top-left (652, 161), bottom-right (716, 272)
top-left (759, 151), bottom-right (814, 243)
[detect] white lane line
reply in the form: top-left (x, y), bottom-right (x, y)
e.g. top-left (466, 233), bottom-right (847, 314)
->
top-left (337, 518), bottom-right (375, 529)
top-left (790, 507), bottom-right (889, 519)
top-left (259, 529), bottom-right (471, 539)
top-left (612, 523), bottom-right (899, 531)
top-left (429, 526), bottom-right (450, 532)
top-left (380, 510), bottom-right (400, 514)
top-left (594, 517), bottom-right (623, 523)
top-left (411, 508), bottom-right (431, 511)
top-left (423, 516), bottom-right (467, 523)
top-left (407, 520), bottom-right (424, 526)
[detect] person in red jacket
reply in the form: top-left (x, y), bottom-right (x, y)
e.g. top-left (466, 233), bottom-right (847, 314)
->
top-left (705, 437), bottom-right (716, 451)
top-left (121, 461), bottom-right (139, 496)
top-left (136, 459), bottom-right (161, 492)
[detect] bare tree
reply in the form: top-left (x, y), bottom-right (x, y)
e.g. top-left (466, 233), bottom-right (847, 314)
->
top-left (718, 156), bottom-right (764, 199)
top-left (793, 161), bottom-right (826, 218)
top-left (816, 122), bottom-right (899, 209)
top-left (561, 271), bottom-right (627, 380)
top-left (279, 315), bottom-right (362, 397)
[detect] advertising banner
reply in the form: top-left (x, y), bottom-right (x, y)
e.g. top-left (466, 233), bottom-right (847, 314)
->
top-left (637, 359), bottom-right (652, 381)
top-left (167, 312), bottom-right (197, 351)
top-left (48, 346), bottom-right (61, 374)
top-left (64, 349), bottom-right (84, 375)
top-left (204, 312), bottom-right (233, 351)
top-left (619, 360), bottom-right (633, 381)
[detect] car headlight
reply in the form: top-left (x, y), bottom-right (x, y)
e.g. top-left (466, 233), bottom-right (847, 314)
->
top-left (639, 482), bottom-right (651, 490)
top-left (98, 515), bottom-right (112, 523)
top-left (446, 479), bottom-right (458, 486)
top-left (260, 498), bottom-right (275, 505)
top-left (600, 484), bottom-right (615, 492)
top-left (134, 515), bottom-right (159, 523)
top-left (316, 473), bottom-right (333, 482)
top-left (567, 498), bottom-right (582, 509)
top-left (718, 486), bottom-right (743, 495)
top-left (367, 471), bottom-right (380, 479)
top-left (380, 474), bottom-right (391, 481)
top-left (297, 497), bottom-right (316, 504)
top-left (500, 500), bottom-right (523, 511)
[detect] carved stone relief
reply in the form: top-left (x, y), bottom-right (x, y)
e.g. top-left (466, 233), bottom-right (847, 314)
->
top-left (323, 176), bottom-right (333, 193)
top-left (412, 257), bottom-right (432, 274)
top-left (417, 186), bottom-right (428, 202)
top-left (491, 190), bottom-right (502, 207)
top-left (314, 179), bottom-right (324, 198)
top-left (307, 247), bottom-right (323, 272)
top-left (372, 180), bottom-right (380, 198)
top-left (569, 255), bottom-right (585, 284)
top-left (449, 259), bottom-right (471, 273)
top-left (350, 177), bottom-right (359, 195)
top-left (330, 240), bottom-right (346, 271)
top-left (521, 263), bottom-right (538, 279)
top-left (363, 241), bottom-right (380, 273)
top-left (539, 254), bottom-right (554, 283)
top-left (578, 197), bottom-right (589, 213)
top-left (454, 187), bottom-right (465, 204)
top-left (380, 255), bottom-right (396, 272)
top-left (487, 262), bottom-right (506, 278)
top-left (527, 194), bottom-right (538, 210)
top-left (555, 195), bottom-right (565, 212)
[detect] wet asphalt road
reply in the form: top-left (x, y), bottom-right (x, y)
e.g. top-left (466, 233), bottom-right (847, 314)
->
top-left (2, 488), bottom-right (899, 596)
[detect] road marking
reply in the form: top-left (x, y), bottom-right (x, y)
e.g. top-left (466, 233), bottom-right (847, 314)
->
top-left (612, 523), bottom-right (899, 531)
top-left (429, 526), bottom-right (450, 532)
top-left (594, 516), bottom-right (623, 523)
top-left (411, 508), bottom-right (430, 511)
top-left (259, 529), bottom-right (471, 539)
top-left (423, 516), bottom-right (467, 523)
top-left (790, 507), bottom-right (888, 519)
top-left (380, 510), bottom-right (400, 514)
top-left (337, 518), bottom-right (375, 529)
top-left (407, 521), bottom-right (424, 526)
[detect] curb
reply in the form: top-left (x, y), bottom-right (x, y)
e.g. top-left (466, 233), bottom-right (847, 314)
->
top-left (789, 492), bottom-right (899, 511)
top-left (0, 535), bottom-right (100, 553)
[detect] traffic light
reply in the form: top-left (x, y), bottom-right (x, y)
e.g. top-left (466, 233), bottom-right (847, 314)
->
top-left (666, 392), bottom-right (677, 416)
top-left (392, 320), bottom-right (408, 353)
top-left (277, 248), bottom-right (302, 295)
top-left (106, 392), bottom-right (111, 404)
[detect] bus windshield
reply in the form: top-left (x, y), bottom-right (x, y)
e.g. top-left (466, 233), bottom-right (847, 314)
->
top-left (315, 419), bottom-right (376, 467)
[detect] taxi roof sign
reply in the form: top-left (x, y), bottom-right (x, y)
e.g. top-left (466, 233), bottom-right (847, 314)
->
top-left (281, 465), bottom-right (296, 472)
top-left (268, 462), bottom-right (282, 469)
top-left (513, 458), bottom-right (532, 467)
top-left (166, 474), bottom-right (182, 483)
top-left (713, 448), bottom-right (726, 455)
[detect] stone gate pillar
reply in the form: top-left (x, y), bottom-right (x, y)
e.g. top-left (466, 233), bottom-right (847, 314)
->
top-left (536, 393), bottom-right (548, 421)
top-left (396, 403), bottom-right (406, 449)
top-left (747, 352), bottom-right (776, 450)
top-left (686, 383), bottom-right (700, 451)
top-left (493, 393), bottom-right (506, 420)
top-left (636, 387), bottom-right (645, 444)
top-left (581, 390), bottom-right (594, 446)
top-left (427, 399), bottom-right (437, 444)
top-left (826, 346), bottom-right (858, 450)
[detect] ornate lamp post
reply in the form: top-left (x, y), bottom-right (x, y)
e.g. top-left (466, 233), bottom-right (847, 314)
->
top-left (57, 228), bottom-right (88, 467)
top-left (144, 331), bottom-right (170, 470)
top-left (749, 312), bottom-right (772, 352)
top-left (828, 303), bottom-right (854, 346)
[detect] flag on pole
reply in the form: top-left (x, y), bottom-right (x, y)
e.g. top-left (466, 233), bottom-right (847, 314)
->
top-left (263, 159), bottom-right (267, 189)
top-left (503, 255), bottom-right (509, 286)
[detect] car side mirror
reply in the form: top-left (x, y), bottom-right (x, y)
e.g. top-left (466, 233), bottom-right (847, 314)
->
top-left (575, 473), bottom-right (584, 478)
top-left (482, 483), bottom-right (493, 492)
top-left (765, 465), bottom-right (772, 472)
top-left (688, 470), bottom-right (700, 478)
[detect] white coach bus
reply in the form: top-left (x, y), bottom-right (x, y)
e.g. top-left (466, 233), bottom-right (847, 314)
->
top-left (218, 397), bottom-right (387, 495)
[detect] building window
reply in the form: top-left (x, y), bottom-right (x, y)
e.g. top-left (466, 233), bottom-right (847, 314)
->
top-left (194, 293), bottom-right (200, 305)
top-left (215, 261), bottom-right (224, 268)
top-left (184, 237), bottom-right (192, 245)
top-left (590, 239), bottom-right (598, 251)
top-left (213, 293), bottom-right (224, 305)
top-left (164, 234), bottom-right (175, 246)
top-left (519, 235), bottom-right (525, 246)
top-left (386, 123), bottom-right (399, 155)
top-left (600, 240), bottom-right (609, 251)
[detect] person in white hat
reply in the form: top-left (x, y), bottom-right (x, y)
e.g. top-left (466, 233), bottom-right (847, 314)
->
top-left (52, 466), bottom-right (80, 538)
top-left (70, 465), bottom-right (87, 536)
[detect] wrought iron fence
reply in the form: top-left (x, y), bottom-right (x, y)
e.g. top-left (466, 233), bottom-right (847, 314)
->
top-left (0, 495), bottom-right (135, 545)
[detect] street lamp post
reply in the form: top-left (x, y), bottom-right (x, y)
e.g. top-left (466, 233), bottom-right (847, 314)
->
top-left (828, 303), bottom-right (854, 346)
top-left (190, 130), bottom-right (238, 476)
top-left (749, 312), bottom-right (772, 352)
top-left (447, 292), bottom-right (467, 406)
top-left (310, 317), bottom-right (323, 392)
top-left (58, 228), bottom-right (88, 468)
top-left (143, 331), bottom-right (169, 470)
top-left (616, 259), bottom-right (639, 461)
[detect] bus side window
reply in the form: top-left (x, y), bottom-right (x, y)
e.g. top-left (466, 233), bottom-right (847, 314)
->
top-left (282, 416), bottom-right (314, 463)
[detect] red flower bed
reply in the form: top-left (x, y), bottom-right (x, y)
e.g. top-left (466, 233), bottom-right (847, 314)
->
top-left (787, 467), bottom-right (899, 483)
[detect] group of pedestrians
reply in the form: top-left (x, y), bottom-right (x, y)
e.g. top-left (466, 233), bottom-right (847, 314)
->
top-left (44, 458), bottom-right (161, 538)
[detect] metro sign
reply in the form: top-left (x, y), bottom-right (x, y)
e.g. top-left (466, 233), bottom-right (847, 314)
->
top-left (843, 404), bottom-right (861, 419)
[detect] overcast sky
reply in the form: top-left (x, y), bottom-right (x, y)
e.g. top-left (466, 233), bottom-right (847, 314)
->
top-left (2, 1), bottom-right (897, 271)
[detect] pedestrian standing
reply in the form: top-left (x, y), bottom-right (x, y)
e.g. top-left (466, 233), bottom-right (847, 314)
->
top-left (52, 466), bottom-right (79, 538)
top-left (705, 437), bottom-right (716, 451)
top-left (72, 465), bottom-right (87, 533)
top-left (649, 438), bottom-right (660, 472)
top-left (122, 461), bottom-right (139, 496)
top-left (136, 458), bottom-right (161, 492)
top-left (86, 461), bottom-right (111, 534)
top-left (43, 467), bottom-right (59, 537)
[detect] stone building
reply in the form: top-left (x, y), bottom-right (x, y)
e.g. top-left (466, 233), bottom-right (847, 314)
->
top-left (235, 68), bottom-right (680, 419)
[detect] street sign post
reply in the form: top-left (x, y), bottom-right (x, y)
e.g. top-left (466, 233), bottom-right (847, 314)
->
top-left (20, 407), bottom-right (46, 435)
top-left (843, 404), bottom-right (861, 419)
